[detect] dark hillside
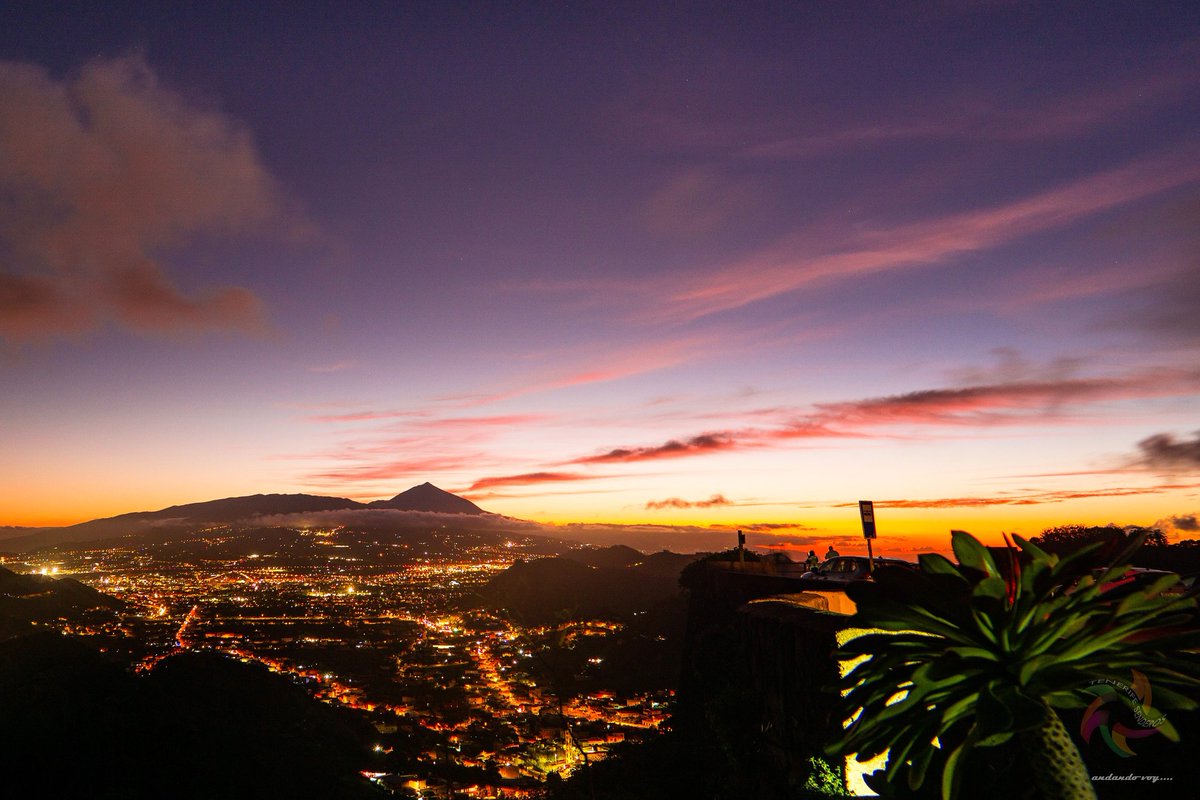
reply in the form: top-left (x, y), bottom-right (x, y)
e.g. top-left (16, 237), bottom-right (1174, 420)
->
top-left (0, 565), bottom-right (125, 635)
top-left (0, 634), bottom-right (381, 799)
top-left (479, 550), bottom-right (696, 625)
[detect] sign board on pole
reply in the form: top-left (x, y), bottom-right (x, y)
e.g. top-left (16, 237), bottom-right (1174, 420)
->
top-left (858, 500), bottom-right (877, 539)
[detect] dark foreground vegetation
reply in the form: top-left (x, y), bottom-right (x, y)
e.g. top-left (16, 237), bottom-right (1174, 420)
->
top-left (0, 633), bottom-right (381, 799)
top-left (551, 530), bottom-right (1200, 800)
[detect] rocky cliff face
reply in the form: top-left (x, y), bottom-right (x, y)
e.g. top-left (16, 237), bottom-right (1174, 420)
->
top-left (674, 561), bottom-right (852, 799)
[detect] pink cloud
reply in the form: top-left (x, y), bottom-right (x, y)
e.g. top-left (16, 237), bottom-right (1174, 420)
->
top-left (297, 409), bottom-right (555, 492)
top-left (462, 487), bottom-right (632, 503)
top-left (565, 366), bottom-right (1200, 465)
top-left (645, 494), bottom-right (731, 510)
top-left (809, 375), bottom-right (1153, 427)
top-left (0, 55), bottom-right (296, 341)
top-left (743, 68), bottom-right (1198, 160)
top-left (987, 260), bottom-right (1176, 312)
top-left (0, 273), bottom-right (92, 337)
top-left (454, 335), bottom-right (716, 408)
top-left (466, 471), bottom-right (603, 492)
top-left (106, 262), bottom-right (266, 335)
top-left (574, 432), bottom-right (740, 464)
top-left (656, 151), bottom-right (1200, 322)
top-left (733, 524), bottom-right (816, 534)
top-left (834, 482), bottom-right (1200, 510)
top-left (305, 454), bottom-right (485, 484)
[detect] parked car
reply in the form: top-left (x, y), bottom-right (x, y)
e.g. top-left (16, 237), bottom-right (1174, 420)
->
top-left (801, 555), bottom-right (916, 582)
top-left (1072, 566), bottom-right (1194, 601)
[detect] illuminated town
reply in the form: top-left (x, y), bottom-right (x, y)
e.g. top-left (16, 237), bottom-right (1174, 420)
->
top-left (5, 525), bottom-right (674, 798)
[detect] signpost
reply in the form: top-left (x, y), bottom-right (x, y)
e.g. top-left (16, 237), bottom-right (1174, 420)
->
top-left (859, 501), bottom-right (876, 574)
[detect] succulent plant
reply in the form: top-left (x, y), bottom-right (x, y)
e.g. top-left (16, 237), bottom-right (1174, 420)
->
top-left (827, 531), bottom-right (1200, 799)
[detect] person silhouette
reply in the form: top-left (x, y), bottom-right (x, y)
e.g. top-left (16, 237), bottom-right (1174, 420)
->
top-left (825, 545), bottom-right (840, 560)
top-left (805, 549), bottom-right (819, 570)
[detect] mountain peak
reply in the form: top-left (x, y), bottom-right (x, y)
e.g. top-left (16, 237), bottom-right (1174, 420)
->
top-left (367, 483), bottom-right (484, 515)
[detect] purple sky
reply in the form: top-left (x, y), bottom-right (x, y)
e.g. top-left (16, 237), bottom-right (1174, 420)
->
top-left (2, 2), bottom-right (1198, 553)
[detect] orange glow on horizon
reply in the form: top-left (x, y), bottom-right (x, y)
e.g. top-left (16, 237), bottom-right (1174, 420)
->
top-left (1, 509), bottom-right (107, 528)
top-left (3, 479), bottom-right (1195, 562)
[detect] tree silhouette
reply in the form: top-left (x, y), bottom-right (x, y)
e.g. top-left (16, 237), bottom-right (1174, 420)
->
top-left (1031, 524), bottom-right (1167, 555)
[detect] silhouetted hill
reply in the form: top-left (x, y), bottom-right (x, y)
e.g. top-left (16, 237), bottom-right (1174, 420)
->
top-left (479, 549), bottom-right (699, 625)
top-left (133, 492), bottom-right (368, 522)
top-left (561, 544), bottom-right (645, 569)
top-left (559, 544), bottom-right (700, 575)
top-left (0, 483), bottom-right (489, 551)
top-left (558, 545), bottom-right (697, 575)
top-left (0, 565), bottom-right (125, 635)
top-left (0, 633), bottom-right (381, 799)
top-left (65, 492), bottom-right (366, 536)
top-left (0, 527), bottom-right (55, 551)
top-left (0, 493), bottom-right (365, 551)
top-left (368, 482), bottom-right (484, 514)
top-left (484, 557), bottom-right (597, 622)
top-left (637, 550), bottom-right (700, 576)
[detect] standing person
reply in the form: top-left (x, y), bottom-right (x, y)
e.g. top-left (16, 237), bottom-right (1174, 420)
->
top-left (805, 550), bottom-right (819, 570)
top-left (825, 545), bottom-right (840, 560)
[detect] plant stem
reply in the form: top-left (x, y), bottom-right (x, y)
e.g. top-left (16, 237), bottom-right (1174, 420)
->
top-left (1018, 700), bottom-right (1095, 800)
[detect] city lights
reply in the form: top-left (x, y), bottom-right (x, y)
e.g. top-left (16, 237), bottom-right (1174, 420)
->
top-left (13, 526), bottom-right (669, 793)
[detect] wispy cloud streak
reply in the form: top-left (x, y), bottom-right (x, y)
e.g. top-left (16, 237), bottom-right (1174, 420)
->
top-left (576, 433), bottom-right (741, 465)
top-left (570, 368), bottom-right (1200, 465)
top-left (743, 61), bottom-right (1199, 159)
top-left (835, 482), bottom-right (1200, 509)
top-left (658, 152), bottom-right (1200, 322)
top-left (645, 494), bottom-right (731, 510)
top-left (466, 472), bottom-right (603, 492)
top-left (305, 454), bottom-right (487, 485)
top-left (449, 335), bottom-right (715, 408)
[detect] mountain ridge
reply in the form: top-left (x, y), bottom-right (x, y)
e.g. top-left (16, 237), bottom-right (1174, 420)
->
top-left (477, 545), bottom-right (699, 624)
top-left (366, 482), bottom-right (484, 515)
top-left (0, 484), bottom-right (486, 552)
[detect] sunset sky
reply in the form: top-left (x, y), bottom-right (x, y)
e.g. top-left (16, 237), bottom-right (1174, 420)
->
top-left (2, 3), bottom-right (1198, 555)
